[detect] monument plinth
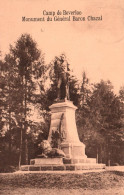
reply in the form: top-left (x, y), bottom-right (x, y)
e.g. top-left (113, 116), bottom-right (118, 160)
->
top-left (48, 100), bottom-right (87, 162)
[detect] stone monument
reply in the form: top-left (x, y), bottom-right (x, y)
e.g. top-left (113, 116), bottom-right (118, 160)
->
top-left (21, 56), bottom-right (105, 171)
top-left (48, 54), bottom-right (87, 163)
top-left (48, 100), bottom-right (87, 164)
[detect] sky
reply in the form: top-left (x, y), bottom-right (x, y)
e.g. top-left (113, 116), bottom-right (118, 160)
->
top-left (0, 0), bottom-right (124, 94)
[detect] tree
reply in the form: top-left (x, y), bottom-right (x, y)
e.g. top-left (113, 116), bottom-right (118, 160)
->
top-left (118, 85), bottom-right (124, 164)
top-left (87, 80), bottom-right (124, 164)
top-left (119, 86), bottom-right (124, 104)
top-left (4, 34), bottom-right (46, 165)
top-left (0, 54), bottom-right (20, 168)
top-left (75, 72), bottom-right (98, 159)
top-left (76, 79), bottom-right (124, 165)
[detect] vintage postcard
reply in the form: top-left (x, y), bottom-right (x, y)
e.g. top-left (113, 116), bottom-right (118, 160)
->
top-left (0, 0), bottom-right (124, 194)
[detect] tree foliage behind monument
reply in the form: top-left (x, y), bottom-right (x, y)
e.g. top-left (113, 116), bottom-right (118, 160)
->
top-left (77, 79), bottom-right (124, 165)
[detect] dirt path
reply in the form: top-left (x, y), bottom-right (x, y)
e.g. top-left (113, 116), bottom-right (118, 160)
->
top-left (0, 187), bottom-right (124, 195)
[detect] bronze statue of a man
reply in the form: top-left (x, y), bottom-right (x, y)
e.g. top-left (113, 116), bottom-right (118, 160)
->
top-left (54, 54), bottom-right (70, 100)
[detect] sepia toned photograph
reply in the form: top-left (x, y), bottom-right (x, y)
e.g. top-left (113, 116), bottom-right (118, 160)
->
top-left (0, 0), bottom-right (124, 194)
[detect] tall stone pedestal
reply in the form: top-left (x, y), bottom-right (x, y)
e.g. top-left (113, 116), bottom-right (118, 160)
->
top-left (48, 100), bottom-right (87, 163)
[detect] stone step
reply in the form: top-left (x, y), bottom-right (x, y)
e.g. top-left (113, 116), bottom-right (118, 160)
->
top-left (30, 157), bottom-right (97, 165)
top-left (30, 158), bottom-right (63, 165)
top-left (20, 163), bottom-right (105, 171)
top-left (63, 158), bottom-right (96, 164)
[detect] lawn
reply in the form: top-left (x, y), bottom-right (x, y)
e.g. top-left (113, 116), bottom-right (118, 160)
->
top-left (0, 171), bottom-right (124, 195)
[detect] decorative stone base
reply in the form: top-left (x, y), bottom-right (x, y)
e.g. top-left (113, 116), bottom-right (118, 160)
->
top-left (20, 157), bottom-right (105, 171)
top-left (30, 158), bottom-right (63, 165)
top-left (60, 142), bottom-right (87, 159)
top-left (63, 157), bottom-right (96, 164)
top-left (20, 163), bottom-right (105, 171)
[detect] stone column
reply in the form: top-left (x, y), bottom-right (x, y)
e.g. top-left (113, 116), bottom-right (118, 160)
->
top-left (48, 100), bottom-right (87, 162)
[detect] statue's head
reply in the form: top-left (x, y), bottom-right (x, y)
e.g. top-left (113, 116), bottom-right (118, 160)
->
top-left (61, 54), bottom-right (66, 61)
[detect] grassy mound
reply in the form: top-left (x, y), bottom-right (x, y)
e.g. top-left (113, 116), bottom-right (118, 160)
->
top-left (0, 171), bottom-right (124, 190)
